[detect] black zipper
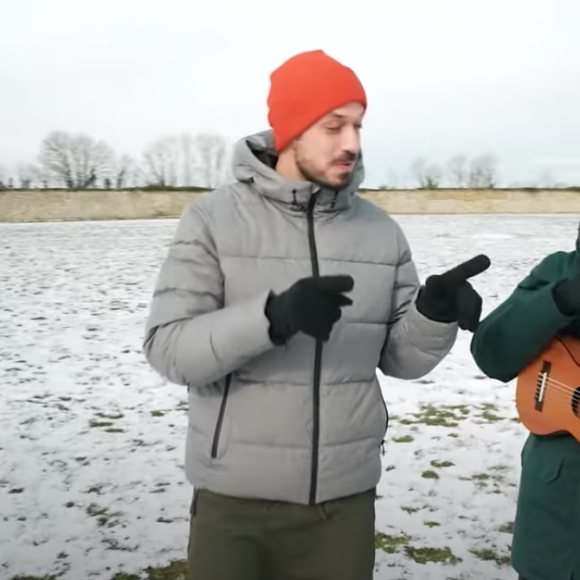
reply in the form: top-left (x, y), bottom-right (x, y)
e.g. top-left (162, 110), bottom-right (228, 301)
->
top-left (211, 374), bottom-right (232, 458)
top-left (306, 193), bottom-right (322, 505)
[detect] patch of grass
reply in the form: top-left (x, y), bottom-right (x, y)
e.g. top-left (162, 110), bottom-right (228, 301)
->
top-left (87, 484), bottom-right (106, 494)
top-left (145, 559), bottom-right (188, 580)
top-left (90, 411), bottom-right (125, 430)
top-left (478, 403), bottom-right (504, 422)
top-left (465, 467), bottom-right (508, 491)
top-left (470, 548), bottom-right (511, 566)
top-left (499, 521), bottom-right (514, 534)
top-left (401, 506), bottom-right (422, 514)
top-left (86, 503), bottom-right (122, 528)
top-left (95, 411), bottom-right (124, 420)
top-left (412, 404), bottom-right (464, 428)
top-left (103, 538), bottom-right (136, 552)
top-left (89, 420), bottom-right (114, 428)
top-left (112, 574), bottom-right (140, 580)
top-left (481, 410), bottom-right (504, 422)
top-left (151, 410), bottom-right (165, 417)
top-left (424, 521), bottom-right (441, 527)
top-left (104, 428), bottom-right (125, 433)
top-left (399, 418), bottom-right (416, 425)
top-left (375, 531), bottom-right (411, 554)
top-left (392, 435), bottom-right (414, 443)
top-left (404, 546), bottom-right (461, 564)
top-left (421, 470), bottom-right (439, 479)
top-left (431, 460), bottom-right (454, 468)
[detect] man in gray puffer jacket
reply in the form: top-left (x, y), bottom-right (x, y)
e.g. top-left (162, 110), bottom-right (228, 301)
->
top-left (143, 49), bottom-right (490, 580)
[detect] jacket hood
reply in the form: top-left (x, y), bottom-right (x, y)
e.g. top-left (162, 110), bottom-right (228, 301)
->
top-left (231, 130), bottom-right (365, 212)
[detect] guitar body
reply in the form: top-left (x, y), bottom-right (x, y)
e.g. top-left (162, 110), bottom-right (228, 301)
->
top-left (516, 335), bottom-right (580, 442)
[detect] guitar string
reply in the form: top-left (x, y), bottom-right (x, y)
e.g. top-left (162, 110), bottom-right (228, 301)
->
top-left (522, 375), bottom-right (580, 404)
top-left (537, 374), bottom-right (579, 394)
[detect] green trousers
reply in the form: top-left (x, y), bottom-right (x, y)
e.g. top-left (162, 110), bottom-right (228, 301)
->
top-left (187, 487), bottom-right (376, 580)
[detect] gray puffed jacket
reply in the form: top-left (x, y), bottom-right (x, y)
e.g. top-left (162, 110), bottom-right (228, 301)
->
top-left (143, 130), bottom-right (457, 505)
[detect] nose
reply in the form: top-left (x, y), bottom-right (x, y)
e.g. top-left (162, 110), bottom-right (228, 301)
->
top-left (341, 125), bottom-right (360, 155)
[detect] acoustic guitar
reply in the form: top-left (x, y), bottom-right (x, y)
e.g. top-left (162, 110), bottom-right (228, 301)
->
top-left (516, 335), bottom-right (580, 442)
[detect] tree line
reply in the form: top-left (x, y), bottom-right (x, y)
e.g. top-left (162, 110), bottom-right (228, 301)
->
top-left (0, 131), bottom-right (232, 190)
top-left (0, 131), bottom-right (569, 190)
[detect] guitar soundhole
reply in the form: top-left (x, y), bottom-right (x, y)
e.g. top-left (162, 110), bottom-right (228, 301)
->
top-left (571, 388), bottom-right (580, 417)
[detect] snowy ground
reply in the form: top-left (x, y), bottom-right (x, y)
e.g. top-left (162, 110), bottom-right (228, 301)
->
top-left (1, 213), bottom-right (579, 580)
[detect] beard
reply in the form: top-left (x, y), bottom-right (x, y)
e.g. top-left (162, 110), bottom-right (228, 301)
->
top-left (297, 161), bottom-right (353, 190)
top-left (293, 143), bottom-right (356, 190)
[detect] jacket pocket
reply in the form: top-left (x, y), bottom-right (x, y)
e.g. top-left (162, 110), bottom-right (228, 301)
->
top-left (521, 435), bottom-right (566, 483)
top-left (535, 456), bottom-right (563, 483)
top-left (210, 374), bottom-right (232, 459)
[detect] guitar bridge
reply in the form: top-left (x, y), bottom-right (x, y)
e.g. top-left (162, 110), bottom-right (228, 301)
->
top-left (534, 361), bottom-right (551, 411)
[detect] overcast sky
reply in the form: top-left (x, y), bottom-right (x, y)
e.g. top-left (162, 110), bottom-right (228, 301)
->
top-left (1, 0), bottom-right (579, 187)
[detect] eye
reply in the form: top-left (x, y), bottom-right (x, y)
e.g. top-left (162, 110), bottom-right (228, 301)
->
top-left (325, 126), bottom-right (341, 133)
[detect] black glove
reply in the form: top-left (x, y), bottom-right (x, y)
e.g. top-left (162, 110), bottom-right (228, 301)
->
top-left (265, 275), bottom-right (354, 343)
top-left (553, 273), bottom-right (580, 316)
top-left (416, 254), bottom-right (491, 332)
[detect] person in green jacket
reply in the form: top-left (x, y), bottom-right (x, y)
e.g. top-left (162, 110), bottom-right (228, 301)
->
top-left (470, 231), bottom-right (580, 580)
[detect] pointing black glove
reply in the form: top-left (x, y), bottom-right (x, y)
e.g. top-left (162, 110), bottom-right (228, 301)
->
top-left (265, 275), bottom-right (354, 343)
top-left (416, 254), bottom-right (491, 332)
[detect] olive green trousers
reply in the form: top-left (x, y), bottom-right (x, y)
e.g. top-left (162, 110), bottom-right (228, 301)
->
top-left (188, 487), bottom-right (376, 580)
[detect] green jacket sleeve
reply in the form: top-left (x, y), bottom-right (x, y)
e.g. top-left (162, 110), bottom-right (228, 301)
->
top-left (470, 252), bottom-right (577, 383)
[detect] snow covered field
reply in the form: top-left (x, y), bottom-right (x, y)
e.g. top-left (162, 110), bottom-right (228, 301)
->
top-left (1, 213), bottom-right (579, 580)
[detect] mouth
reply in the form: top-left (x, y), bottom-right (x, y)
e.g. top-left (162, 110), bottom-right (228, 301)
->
top-left (335, 161), bottom-right (354, 171)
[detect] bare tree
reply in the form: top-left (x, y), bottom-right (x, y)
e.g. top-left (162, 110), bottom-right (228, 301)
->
top-left (35, 165), bottom-right (51, 188)
top-left (192, 133), bottom-right (230, 188)
top-left (467, 154), bottom-right (498, 188)
top-left (143, 134), bottom-right (198, 187)
top-left (410, 157), bottom-right (442, 189)
top-left (142, 132), bottom-right (229, 188)
top-left (446, 155), bottom-right (468, 188)
top-left (0, 164), bottom-right (6, 188)
top-left (180, 135), bottom-right (195, 186)
top-left (143, 136), bottom-right (178, 186)
top-left (110, 154), bottom-right (142, 188)
top-left (16, 163), bottom-right (43, 188)
top-left (38, 131), bottom-right (115, 189)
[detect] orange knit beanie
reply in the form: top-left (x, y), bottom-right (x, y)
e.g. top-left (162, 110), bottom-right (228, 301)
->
top-left (267, 50), bottom-right (367, 152)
